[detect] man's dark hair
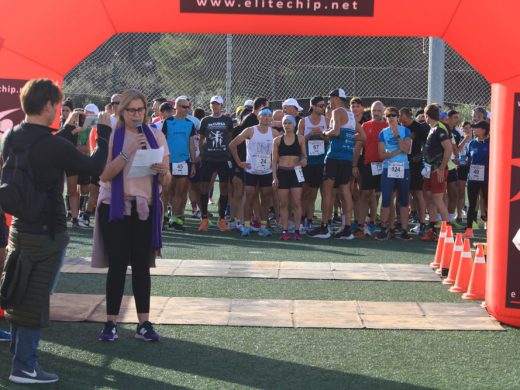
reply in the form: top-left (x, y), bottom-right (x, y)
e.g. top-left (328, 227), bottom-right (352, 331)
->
top-left (153, 97), bottom-right (168, 104)
top-left (193, 108), bottom-right (206, 120)
top-left (159, 102), bottom-right (173, 113)
top-left (473, 107), bottom-right (487, 118)
top-left (384, 106), bottom-right (399, 116)
top-left (350, 97), bottom-right (363, 106)
top-left (20, 79), bottom-right (63, 115)
top-left (415, 108), bottom-right (425, 116)
top-left (447, 109), bottom-right (459, 117)
top-left (399, 107), bottom-right (413, 118)
top-left (253, 98), bottom-right (268, 111)
top-left (424, 104), bottom-right (441, 121)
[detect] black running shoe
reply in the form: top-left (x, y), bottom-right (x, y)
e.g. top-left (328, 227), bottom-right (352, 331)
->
top-left (333, 227), bottom-right (354, 240)
top-left (307, 226), bottom-right (331, 239)
top-left (374, 230), bottom-right (389, 241)
top-left (399, 230), bottom-right (413, 241)
top-left (9, 367), bottom-right (59, 384)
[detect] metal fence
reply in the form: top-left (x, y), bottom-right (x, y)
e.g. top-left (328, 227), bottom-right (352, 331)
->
top-left (63, 34), bottom-right (490, 112)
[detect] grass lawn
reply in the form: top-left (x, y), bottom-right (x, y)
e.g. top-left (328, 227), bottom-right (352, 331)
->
top-left (0, 199), bottom-right (507, 389)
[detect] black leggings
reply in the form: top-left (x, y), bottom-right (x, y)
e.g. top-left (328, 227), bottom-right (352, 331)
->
top-left (467, 181), bottom-right (488, 228)
top-left (98, 203), bottom-right (152, 315)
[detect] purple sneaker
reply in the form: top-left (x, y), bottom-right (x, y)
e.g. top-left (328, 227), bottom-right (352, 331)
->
top-left (293, 231), bottom-right (302, 241)
top-left (135, 321), bottom-right (160, 342)
top-left (98, 321), bottom-right (118, 342)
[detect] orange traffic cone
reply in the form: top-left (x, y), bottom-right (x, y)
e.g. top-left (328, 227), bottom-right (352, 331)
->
top-left (462, 243), bottom-right (486, 300)
top-left (430, 221), bottom-right (447, 268)
top-left (436, 225), bottom-right (453, 276)
top-left (450, 239), bottom-right (473, 293)
top-left (443, 233), bottom-right (464, 285)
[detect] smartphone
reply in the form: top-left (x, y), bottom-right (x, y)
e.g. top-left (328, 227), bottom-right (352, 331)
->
top-left (78, 113), bottom-right (86, 127)
top-left (83, 114), bottom-right (98, 128)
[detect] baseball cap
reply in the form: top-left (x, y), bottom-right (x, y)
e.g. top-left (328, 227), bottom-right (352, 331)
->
top-left (282, 98), bottom-right (303, 112)
top-left (175, 96), bottom-right (189, 106)
top-left (210, 95), bottom-right (224, 104)
top-left (84, 103), bottom-right (100, 115)
top-left (329, 88), bottom-right (347, 99)
top-left (244, 99), bottom-right (254, 107)
top-left (470, 120), bottom-right (490, 131)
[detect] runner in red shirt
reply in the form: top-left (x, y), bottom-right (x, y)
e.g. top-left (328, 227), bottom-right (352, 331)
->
top-left (358, 101), bottom-right (387, 236)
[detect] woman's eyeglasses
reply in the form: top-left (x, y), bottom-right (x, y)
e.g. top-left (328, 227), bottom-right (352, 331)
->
top-left (125, 107), bottom-right (146, 114)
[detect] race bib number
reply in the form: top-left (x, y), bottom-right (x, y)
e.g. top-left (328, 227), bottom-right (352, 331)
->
top-left (172, 161), bottom-right (188, 176)
top-left (370, 162), bottom-right (383, 176)
top-left (387, 162), bottom-right (405, 179)
top-left (253, 154), bottom-right (271, 172)
top-left (308, 140), bottom-right (325, 156)
top-left (422, 163), bottom-right (431, 179)
top-left (469, 164), bottom-right (485, 181)
top-left (295, 166), bottom-right (305, 183)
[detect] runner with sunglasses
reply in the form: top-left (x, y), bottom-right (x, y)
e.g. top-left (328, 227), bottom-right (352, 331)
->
top-left (375, 107), bottom-right (413, 240)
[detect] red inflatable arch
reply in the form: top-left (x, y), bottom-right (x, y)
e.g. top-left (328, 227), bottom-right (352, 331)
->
top-left (1, 0), bottom-right (520, 326)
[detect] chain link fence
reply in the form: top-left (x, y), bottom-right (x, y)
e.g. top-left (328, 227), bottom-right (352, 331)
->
top-left (63, 34), bottom-right (490, 113)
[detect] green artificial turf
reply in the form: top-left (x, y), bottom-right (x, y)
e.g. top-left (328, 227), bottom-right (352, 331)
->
top-left (56, 274), bottom-right (465, 303)
top-left (1, 321), bottom-right (518, 389)
top-left (0, 195), bottom-right (504, 389)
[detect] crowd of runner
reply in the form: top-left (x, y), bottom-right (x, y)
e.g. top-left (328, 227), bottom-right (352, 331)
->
top-left (61, 90), bottom-right (490, 242)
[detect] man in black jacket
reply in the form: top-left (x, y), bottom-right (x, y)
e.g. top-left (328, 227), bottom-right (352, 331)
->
top-left (0, 79), bottom-right (111, 385)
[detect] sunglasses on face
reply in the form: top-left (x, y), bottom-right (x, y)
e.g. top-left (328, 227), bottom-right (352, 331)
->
top-left (179, 105), bottom-right (190, 109)
top-left (111, 101), bottom-right (120, 105)
top-left (386, 114), bottom-right (398, 118)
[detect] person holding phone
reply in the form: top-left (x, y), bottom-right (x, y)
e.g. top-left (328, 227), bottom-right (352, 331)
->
top-left (2, 79), bottom-right (111, 384)
top-left (93, 89), bottom-right (170, 343)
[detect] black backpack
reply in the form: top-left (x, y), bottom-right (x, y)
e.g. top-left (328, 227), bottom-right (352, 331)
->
top-left (0, 127), bottom-right (50, 222)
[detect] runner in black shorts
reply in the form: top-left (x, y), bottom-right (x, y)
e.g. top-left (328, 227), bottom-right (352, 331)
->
top-left (358, 101), bottom-right (386, 237)
top-left (445, 110), bottom-right (464, 228)
top-left (308, 89), bottom-right (366, 239)
top-left (456, 121), bottom-right (472, 222)
top-left (197, 96), bottom-right (234, 232)
top-left (399, 107), bottom-right (429, 235)
top-left (297, 96), bottom-right (328, 232)
top-left (273, 115), bottom-right (307, 240)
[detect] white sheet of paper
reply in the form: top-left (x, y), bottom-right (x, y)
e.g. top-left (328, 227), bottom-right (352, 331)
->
top-left (127, 146), bottom-right (164, 178)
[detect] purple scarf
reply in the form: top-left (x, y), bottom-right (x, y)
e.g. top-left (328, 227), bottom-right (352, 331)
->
top-left (110, 124), bottom-right (162, 250)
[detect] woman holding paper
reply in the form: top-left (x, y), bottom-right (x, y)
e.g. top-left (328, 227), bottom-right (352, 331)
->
top-left (272, 115), bottom-right (307, 241)
top-left (93, 89), bottom-right (170, 342)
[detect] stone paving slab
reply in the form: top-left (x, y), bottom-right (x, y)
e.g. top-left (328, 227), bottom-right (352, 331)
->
top-left (62, 257), bottom-right (441, 282)
top-left (49, 293), bottom-right (504, 331)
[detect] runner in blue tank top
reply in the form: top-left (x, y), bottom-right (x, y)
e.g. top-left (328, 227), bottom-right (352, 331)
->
top-left (308, 88), bottom-right (366, 240)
